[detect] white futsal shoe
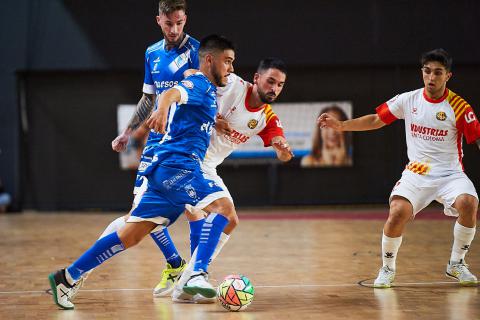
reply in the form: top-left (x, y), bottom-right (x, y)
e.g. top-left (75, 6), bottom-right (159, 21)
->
top-left (373, 266), bottom-right (395, 288)
top-left (446, 260), bottom-right (478, 286)
top-left (48, 269), bottom-right (75, 310)
top-left (183, 271), bottom-right (216, 298)
top-left (69, 271), bottom-right (90, 300)
top-left (171, 286), bottom-right (216, 304)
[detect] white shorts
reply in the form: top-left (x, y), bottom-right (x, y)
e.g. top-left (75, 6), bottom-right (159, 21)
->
top-left (390, 171), bottom-right (478, 217)
top-left (132, 176), bottom-right (148, 208)
top-left (185, 167), bottom-right (233, 212)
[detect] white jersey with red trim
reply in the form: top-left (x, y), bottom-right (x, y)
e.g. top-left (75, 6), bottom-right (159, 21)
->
top-left (202, 73), bottom-right (284, 172)
top-left (376, 88), bottom-right (480, 178)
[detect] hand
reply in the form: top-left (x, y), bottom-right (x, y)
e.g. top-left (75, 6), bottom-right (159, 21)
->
top-left (215, 114), bottom-right (233, 135)
top-left (111, 133), bottom-right (129, 152)
top-left (317, 113), bottom-right (343, 131)
top-left (271, 136), bottom-right (294, 161)
top-left (146, 109), bottom-right (168, 134)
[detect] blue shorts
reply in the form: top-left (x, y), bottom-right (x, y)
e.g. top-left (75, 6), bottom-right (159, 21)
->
top-left (129, 164), bottom-right (224, 226)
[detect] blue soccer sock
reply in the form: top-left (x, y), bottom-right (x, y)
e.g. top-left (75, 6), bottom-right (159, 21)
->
top-left (67, 232), bottom-right (125, 281)
top-left (150, 227), bottom-right (183, 268)
top-left (189, 218), bottom-right (205, 255)
top-left (194, 213), bottom-right (228, 272)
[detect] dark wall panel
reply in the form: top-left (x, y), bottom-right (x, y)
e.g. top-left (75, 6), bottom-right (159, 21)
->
top-left (21, 65), bottom-right (480, 209)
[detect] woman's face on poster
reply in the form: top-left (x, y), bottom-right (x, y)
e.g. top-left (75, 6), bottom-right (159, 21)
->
top-left (320, 110), bottom-right (343, 148)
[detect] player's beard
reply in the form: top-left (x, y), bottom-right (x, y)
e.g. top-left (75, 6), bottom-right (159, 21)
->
top-left (164, 33), bottom-right (184, 50)
top-left (211, 65), bottom-right (227, 87)
top-left (258, 89), bottom-right (276, 104)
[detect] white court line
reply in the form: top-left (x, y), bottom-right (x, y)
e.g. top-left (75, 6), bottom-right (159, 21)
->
top-left (0, 280), bottom-right (461, 295)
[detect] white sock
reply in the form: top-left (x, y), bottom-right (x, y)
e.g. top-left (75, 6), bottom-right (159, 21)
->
top-left (79, 216), bottom-right (127, 279)
top-left (178, 232), bottom-right (230, 287)
top-left (382, 232), bottom-right (403, 270)
top-left (99, 216), bottom-right (127, 239)
top-left (211, 232), bottom-right (230, 261)
top-left (450, 221), bottom-right (476, 263)
top-left (64, 268), bottom-right (76, 286)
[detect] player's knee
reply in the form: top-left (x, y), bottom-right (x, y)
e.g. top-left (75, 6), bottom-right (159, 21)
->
top-left (455, 195), bottom-right (479, 217)
top-left (388, 201), bottom-right (412, 226)
top-left (208, 198), bottom-right (235, 217)
top-left (227, 211), bottom-right (239, 228)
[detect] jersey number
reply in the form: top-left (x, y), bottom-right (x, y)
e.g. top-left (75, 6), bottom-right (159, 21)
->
top-left (465, 111), bottom-right (476, 124)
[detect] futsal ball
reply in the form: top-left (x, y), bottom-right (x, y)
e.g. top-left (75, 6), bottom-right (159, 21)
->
top-left (217, 274), bottom-right (254, 311)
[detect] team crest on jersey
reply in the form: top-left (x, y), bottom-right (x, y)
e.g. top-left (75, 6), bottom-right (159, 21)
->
top-left (185, 184), bottom-right (197, 199)
top-left (247, 119), bottom-right (258, 129)
top-left (436, 111), bottom-right (447, 121)
top-left (181, 80), bottom-right (194, 89)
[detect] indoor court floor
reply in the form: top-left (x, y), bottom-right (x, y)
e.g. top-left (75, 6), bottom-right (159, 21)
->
top-left (0, 208), bottom-right (478, 320)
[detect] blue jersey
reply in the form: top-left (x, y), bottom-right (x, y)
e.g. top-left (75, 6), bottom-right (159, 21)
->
top-left (143, 34), bottom-right (200, 147)
top-left (147, 73), bottom-right (218, 172)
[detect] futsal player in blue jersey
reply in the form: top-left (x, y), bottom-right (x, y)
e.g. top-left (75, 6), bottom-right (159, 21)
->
top-left (97, 0), bottom-right (199, 297)
top-left (48, 34), bottom-right (236, 310)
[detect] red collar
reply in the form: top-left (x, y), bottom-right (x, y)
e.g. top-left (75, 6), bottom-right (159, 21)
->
top-left (423, 88), bottom-right (449, 103)
top-left (245, 86), bottom-right (267, 112)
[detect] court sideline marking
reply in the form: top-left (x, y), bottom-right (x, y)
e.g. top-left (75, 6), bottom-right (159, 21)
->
top-left (0, 280), bottom-right (462, 295)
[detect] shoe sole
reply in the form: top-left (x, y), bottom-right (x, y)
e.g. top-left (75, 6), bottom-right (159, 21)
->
top-left (183, 286), bottom-right (216, 298)
top-left (446, 272), bottom-right (479, 286)
top-left (153, 286), bottom-right (174, 297)
top-left (48, 273), bottom-right (74, 310)
top-left (372, 283), bottom-right (392, 288)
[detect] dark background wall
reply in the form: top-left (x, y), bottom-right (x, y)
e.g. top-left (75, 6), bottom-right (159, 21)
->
top-left (1, 0), bottom-right (480, 211)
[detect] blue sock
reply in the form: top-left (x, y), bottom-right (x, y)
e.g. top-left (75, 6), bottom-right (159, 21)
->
top-left (150, 227), bottom-right (182, 268)
top-left (194, 213), bottom-right (228, 272)
top-left (189, 218), bottom-right (205, 255)
top-left (67, 232), bottom-right (125, 280)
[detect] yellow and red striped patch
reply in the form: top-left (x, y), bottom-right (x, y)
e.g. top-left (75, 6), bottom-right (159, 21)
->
top-left (264, 105), bottom-right (276, 123)
top-left (447, 90), bottom-right (471, 121)
top-left (406, 161), bottom-right (431, 175)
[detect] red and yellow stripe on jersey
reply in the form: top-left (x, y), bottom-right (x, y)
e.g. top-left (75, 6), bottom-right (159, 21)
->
top-left (257, 104), bottom-right (284, 147)
top-left (448, 90), bottom-right (470, 121)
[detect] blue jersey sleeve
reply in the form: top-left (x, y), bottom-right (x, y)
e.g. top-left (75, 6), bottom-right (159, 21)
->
top-left (174, 75), bottom-right (209, 106)
top-left (143, 49), bottom-right (155, 94)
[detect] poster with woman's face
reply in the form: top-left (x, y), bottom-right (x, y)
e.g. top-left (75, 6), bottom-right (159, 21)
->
top-left (229, 101), bottom-right (353, 167)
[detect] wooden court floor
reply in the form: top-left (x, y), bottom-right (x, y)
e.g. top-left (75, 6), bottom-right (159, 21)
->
top-left (0, 209), bottom-right (479, 320)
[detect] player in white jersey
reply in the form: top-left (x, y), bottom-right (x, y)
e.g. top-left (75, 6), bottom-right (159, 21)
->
top-left (171, 58), bottom-right (293, 302)
top-left (318, 49), bottom-right (480, 288)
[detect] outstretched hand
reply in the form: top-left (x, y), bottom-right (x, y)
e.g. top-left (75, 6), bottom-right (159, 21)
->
top-left (271, 136), bottom-right (294, 161)
top-left (317, 113), bottom-right (343, 131)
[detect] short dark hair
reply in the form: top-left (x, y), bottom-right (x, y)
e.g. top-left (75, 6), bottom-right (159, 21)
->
top-left (199, 34), bottom-right (235, 59)
top-left (421, 48), bottom-right (452, 71)
top-left (257, 58), bottom-right (287, 75)
top-left (158, 0), bottom-right (187, 15)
